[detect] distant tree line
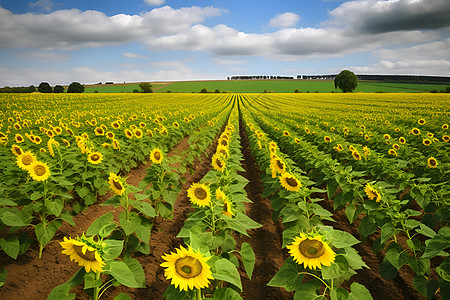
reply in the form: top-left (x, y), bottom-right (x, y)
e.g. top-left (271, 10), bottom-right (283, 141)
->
top-left (229, 75), bottom-right (294, 80)
top-left (0, 82), bottom-right (85, 93)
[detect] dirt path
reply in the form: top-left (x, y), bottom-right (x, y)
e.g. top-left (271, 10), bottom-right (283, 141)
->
top-left (0, 133), bottom-right (218, 300)
top-left (235, 118), bottom-right (293, 299)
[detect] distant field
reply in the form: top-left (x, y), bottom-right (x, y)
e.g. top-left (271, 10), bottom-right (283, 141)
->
top-left (82, 80), bottom-right (449, 93)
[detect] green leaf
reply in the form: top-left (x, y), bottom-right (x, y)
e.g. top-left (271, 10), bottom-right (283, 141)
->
top-left (1, 211), bottom-right (30, 227)
top-left (119, 212), bottom-right (141, 236)
top-left (330, 287), bottom-right (349, 300)
top-left (224, 212), bottom-right (262, 237)
top-left (75, 186), bottom-right (90, 198)
top-left (124, 257), bottom-right (146, 288)
top-left (86, 212), bottom-right (114, 237)
top-left (379, 260), bottom-right (397, 280)
top-left (267, 257), bottom-right (302, 292)
top-left (212, 287), bottom-right (243, 300)
top-left (0, 268), bottom-right (6, 287)
top-left (437, 259), bottom-right (450, 282)
top-left (358, 215), bottom-right (378, 238)
top-left (345, 203), bottom-right (357, 224)
top-left (423, 228), bottom-right (450, 259)
top-left (413, 275), bottom-right (439, 299)
top-left (35, 219), bottom-right (62, 246)
top-left (132, 200), bottom-right (156, 218)
top-left (31, 191), bottom-right (44, 201)
top-left (240, 242), bottom-right (255, 279)
top-left (293, 279), bottom-right (322, 300)
top-left (342, 247), bottom-right (368, 270)
top-left (113, 293), bottom-right (132, 300)
top-left (102, 239), bottom-right (124, 260)
top-left (84, 272), bottom-right (102, 289)
top-left (107, 261), bottom-right (141, 288)
top-left (380, 222), bottom-right (401, 244)
top-left (48, 268), bottom-right (86, 300)
top-left (348, 282), bottom-right (373, 300)
top-left (327, 230), bottom-right (360, 248)
top-left (0, 236), bottom-right (20, 259)
top-left (134, 217), bottom-right (152, 243)
top-left (46, 198), bottom-right (64, 217)
top-left (416, 223), bottom-right (436, 238)
top-left (327, 180), bottom-right (338, 198)
top-left (322, 255), bottom-right (349, 280)
top-left (213, 258), bottom-right (242, 291)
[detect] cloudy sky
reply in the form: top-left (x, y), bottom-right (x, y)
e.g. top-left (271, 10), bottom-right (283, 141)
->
top-left (0, 0), bottom-right (449, 86)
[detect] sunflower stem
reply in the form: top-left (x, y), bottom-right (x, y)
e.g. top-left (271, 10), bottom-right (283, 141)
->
top-left (38, 243), bottom-right (44, 259)
top-left (196, 288), bottom-right (202, 300)
top-left (93, 272), bottom-right (101, 300)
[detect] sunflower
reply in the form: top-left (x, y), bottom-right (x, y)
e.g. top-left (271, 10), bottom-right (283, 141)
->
top-left (271, 156), bottom-right (286, 174)
top-left (94, 127), bottom-right (104, 135)
top-left (363, 146), bottom-right (370, 157)
top-left (388, 149), bottom-right (397, 156)
top-left (216, 188), bottom-right (234, 218)
top-left (150, 148), bottom-right (164, 164)
top-left (383, 134), bottom-right (391, 140)
top-left (111, 121), bottom-right (120, 129)
top-left (422, 139), bottom-right (432, 146)
top-left (87, 151), bottom-right (103, 165)
top-left (393, 144), bottom-right (400, 150)
top-left (16, 151), bottom-right (36, 170)
top-left (133, 128), bottom-right (143, 139)
top-left (112, 139), bottom-right (120, 150)
top-left (63, 139), bottom-right (71, 147)
top-left (324, 136), bottom-right (332, 143)
top-left (146, 129), bottom-right (153, 137)
top-left (211, 153), bottom-right (226, 173)
top-left (287, 233), bottom-right (336, 270)
top-left (28, 161), bottom-right (50, 181)
top-left (124, 129), bottom-right (133, 139)
top-left (216, 145), bottom-right (229, 158)
top-left (443, 124), bottom-right (449, 130)
top-left (218, 138), bottom-right (228, 147)
top-left (187, 183), bottom-right (211, 207)
top-left (364, 183), bottom-right (381, 202)
top-left (427, 157), bottom-right (438, 168)
top-left (443, 135), bottom-right (450, 143)
top-left (418, 119), bottom-right (426, 125)
top-left (399, 137), bottom-right (406, 144)
top-left (283, 130), bottom-right (290, 137)
top-left (60, 236), bottom-right (105, 273)
top-left (395, 128), bottom-right (400, 132)
top-left (333, 144), bottom-right (344, 152)
top-left (11, 144), bottom-right (23, 156)
top-left (15, 134), bottom-right (24, 143)
top-left (161, 245), bottom-right (213, 291)
top-left (173, 122), bottom-right (179, 128)
top-left (352, 150), bottom-right (361, 160)
top-left (108, 172), bottom-right (126, 196)
top-left (279, 173), bottom-right (301, 192)
top-left (139, 122), bottom-right (146, 128)
top-left (411, 128), bottom-right (420, 135)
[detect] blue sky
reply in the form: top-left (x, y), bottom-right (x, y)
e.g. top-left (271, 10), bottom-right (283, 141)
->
top-left (0, 0), bottom-right (449, 86)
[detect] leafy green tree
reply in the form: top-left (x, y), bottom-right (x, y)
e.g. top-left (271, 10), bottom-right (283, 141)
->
top-left (139, 82), bottom-right (153, 93)
top-left (200, 88), bottom-right (208, 93)
top-left (334, 70), bottom-right (358, 93)
top-left (53, 85), bottom-right (64, 93)
top-left (38, 82), bottom-right (52, 93)
top-left (67, 82), bottom-right (85, 93)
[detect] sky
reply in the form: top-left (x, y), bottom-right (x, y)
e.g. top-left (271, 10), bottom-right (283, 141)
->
top-left (0, 0), bottom-right (449, 86)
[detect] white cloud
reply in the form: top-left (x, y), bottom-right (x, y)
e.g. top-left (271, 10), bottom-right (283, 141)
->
top-left (348, 59), bottom-right (450, 76)
top-left (123, 52), bottom-right (148, 59)
top-left (0, 6), bottom-right (225, 50)
top-left (28, 0), bottom-right (54, 12)
top-left (214, 58), bottom-right (246, 65)
top-left (144, 0), bottom-right (165, 6)
top-left (374, 38), bottom-right (450, 60)
top-left (269, 12), bottom-right (300, 28)
top-left (13, 51), bottom-right (70, 62)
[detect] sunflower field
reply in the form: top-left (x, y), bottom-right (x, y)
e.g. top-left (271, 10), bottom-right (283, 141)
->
top-left (0, 92), bottom-right (449, 300)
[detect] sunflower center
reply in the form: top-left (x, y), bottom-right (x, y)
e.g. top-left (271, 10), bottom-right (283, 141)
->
top-left (73, 245), bottom-right (97, 261)
top-left (13, 147), bottom-right (22, 155)
top-left (113, 180), bottom-right (123, 190)
top-left (430, 159), bottom-right (437, 166)
top-left (175, 256), bottom-right (203, 278)
top-left (91, 154), bottom-right (100, 161)
top-left (22, 155), bottom-right (33, 165)
top-left (154, 152), bottom-right (161, 160)
top-left (216, 159), bottom-right (223, 168)
top-left (194, 187), bottom-right (207, 200)
top-left (276, 160), bottom-right (284, 170)
top-left (34, 165), bottom-right (46, 176)
top-left (299, 239), bottom-right (326, 258)
top-left (220, 139), bottom-right (228, 146)
top-left (286, 177), bottom-right (298, 187)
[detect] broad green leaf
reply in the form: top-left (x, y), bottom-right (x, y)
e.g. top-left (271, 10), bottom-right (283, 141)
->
top-left (1, 211), bottom-right (30, 227)
top-left (48, 268), bottom-right (86, 300)
top-left (107, 261), bottom-right (140, 288)
top-left (330, 287), bottom-right (349, 300)
top-left (437, 259), bottom-right (450, 282)
top-left (124, 257), bottom-right (146, 288)
top-left (224, 212), bottom-right (262, 237)
top-left (86, 212), bottom-right (114, 237)
top-left (213, 258), bottom-right (242, 291)
top-left (322, 255), bottom-right (349, 280)
top-left (84, 272), bottom-right (102, 289)
top-left (102, 239), bottom-right (124, 260)
top-left (132, 200), bottom-right (156, 218)
top-left (267, 257), bottom-right (302, 292)
top-left (35, 219), bottom-right (62, 246)
top-left (0, 236), bottom-right (20, 259)
top-left (327, 230), bottom-right (360, 248)
top-left (380, 222), bottom-right (401, 244)
top-left (46, 198), bottom-right (64, 217)
top-left (342, 247), bottom-right (368, 270)
top-left (212, 287), bottom-right (242, 300)
top-left (416, 223), bottom-right (436, 238)
top-left (240, 242), bottom-right (255, 279)
top-left (348, 282), bottom-right (373, 300)
top-left (119, 211), bottom-right (141, 236)
top-left (379, 260), bottom-right (397, 280)
top-left (293, 279), bottom-right (322, 300)
top-left (134, 218), bottom-right (152, 244)
top-left (113, 293), bottom-right (132, 300)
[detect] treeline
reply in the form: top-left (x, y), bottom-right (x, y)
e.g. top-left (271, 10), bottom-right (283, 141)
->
top-left (0, 82), bottom-right (85, 93)
top-left (228, 75), bottom-right (294, 80)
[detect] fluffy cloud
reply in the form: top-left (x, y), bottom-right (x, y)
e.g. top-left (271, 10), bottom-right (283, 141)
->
top-left (144, 0), bottom-right (165, 6)
top-left (328, 0), bottom-right (450, 33)
top-left (0, 6), bottom-right (225, 50)
top-left (269, 12), bottom-right (300, 28)
top-left (13, 51), bottom-right (70, 62)
top-left (123, 52), bottom-right (148, 59)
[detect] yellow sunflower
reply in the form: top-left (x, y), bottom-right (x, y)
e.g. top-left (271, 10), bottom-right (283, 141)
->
top-left (287, 233), bottom-right (336, 270)
top-left (16, 151), bottom-right (36, 170)
top-left (216, 188), bottom-right (234, 218)
top-left (411, 128), bottom-right (420, 135)
top-left (399, 137), bottom-right (406, 144)
top-left (211, 153), bottom-right (226, 173)
top-left (94, 127), bottom-right (104, 135)
top-left (15, 134), bottom-right (24, 143)
top-left (150, 148), bottom-right (164, 164)
top-left (216, 145), bottom-right (229, 158)
top-left (388, 149), bottom-right (397, 157)
top-left (352, 150), bottom-right (361, 160)
top-left (443, 124), bottom-right (449, 130)
top-left (28, 161), bottom-right (50, 181)
top-left (218, 137), bottom-right (229, 148)
top-left (443, 135), bottom-right (450, 143)
top-left (279, 173), bottom-right (301, 192)
top-left (108, 172), bottom-right (126, 196)
top-left (427, 157), bottom-right (438, 168)
top-left (87, 151), bottom-right (103, 165)
top-left (364, 183), bottom-right (381, 202)
top-left (124, 129), bottom-right (133, 139)
top-left (161, 245), bottom-right (213, 291)
top-left (187, 183), bottom-right (211, 207)
top-left (324, 136), bottom-right (332, 143)
top-left (418, 119), bottom-right (426, 125)
top-left (60, 236), bottom-right (105, 273)
top-left (11, 144), bottom-right (23, 156)
top-left (271, 156), bottom-right (286, 174)
top-left (422, 139), bottom-right (432, 146)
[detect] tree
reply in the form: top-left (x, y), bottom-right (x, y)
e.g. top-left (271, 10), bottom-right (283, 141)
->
top-left (139, 82), bottom-right (153, 93)
top-left (200, 88), bottom-right (208, 93)
top-left (38, 82), bottom-right (52, 93)
top-left (53, 85), bottom-right (64, 93)
top-left (334, 70), bottom-right (358, 93)
top-left (67, 82), bottom-right (85, 93)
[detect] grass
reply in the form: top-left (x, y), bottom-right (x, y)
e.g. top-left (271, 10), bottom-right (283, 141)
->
top-left (82, 80), bottom-right (449, 93)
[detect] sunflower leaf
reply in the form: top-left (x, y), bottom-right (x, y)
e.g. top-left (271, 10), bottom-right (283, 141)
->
top-left (0, 236), bottom-right (20, 259)
top-left (267, 257), bottom-right (302, 292)
top-left (107, 261), bottom-right (141, 288)
top-left (240, 242), bottom-right (255, 280)
top-left (213, 258), bottom-right (242, 291)
top-left (86, 212), bottom-right (114, 237)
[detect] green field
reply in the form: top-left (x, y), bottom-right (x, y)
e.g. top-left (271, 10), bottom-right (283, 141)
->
top-left (83, 80), bottom-right (449, 93)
